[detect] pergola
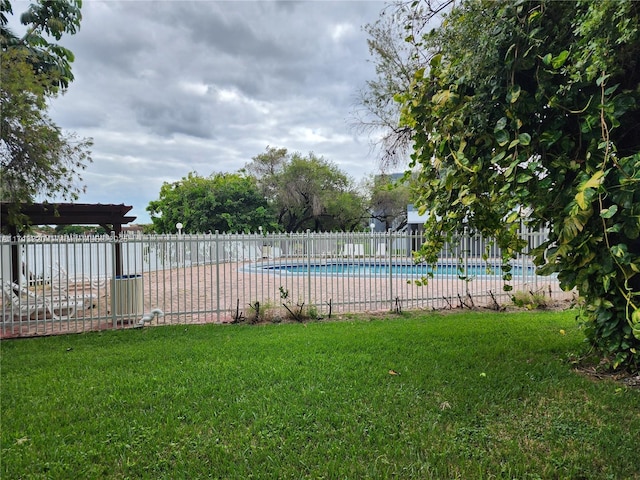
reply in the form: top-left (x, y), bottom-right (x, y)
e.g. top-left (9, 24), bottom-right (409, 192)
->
top-left (1, 202), bottom-right (136, 283)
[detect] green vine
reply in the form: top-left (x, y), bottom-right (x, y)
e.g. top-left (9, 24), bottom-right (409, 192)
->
top-left (400, 0), bottom-right (640, 371)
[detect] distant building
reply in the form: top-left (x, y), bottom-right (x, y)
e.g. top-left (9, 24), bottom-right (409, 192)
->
top-left (122, 224), bottom-right (144, 234)
top-left (407, 204), bottom-right (428, 232)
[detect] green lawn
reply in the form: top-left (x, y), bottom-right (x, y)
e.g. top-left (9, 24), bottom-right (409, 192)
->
top-left (1, 310), bottom-right (638, 479)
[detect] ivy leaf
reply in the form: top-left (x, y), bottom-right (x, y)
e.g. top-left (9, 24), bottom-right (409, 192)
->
top-left (575, 191), bottom-right (588, 210)
top-left (604, 83), bottom-right (619, 96)
top-left (504, 159), bottom-right (519, 178)
top-left (429, 54), bottom-right (442, 68)
top-left (491, 151), bottom-right (506, 164)
top-left (540, 130), bottom-right (562, 147)
top-left (518, 133), bottom-right (531, 145)
top-left (494, 117), bottom-right (508, 131)
top-left (596, 72), bottom-right (609, 86)
top-left (551, 50), bottom-right (569, 69)
top-left (575, 171), bottom-right (605, 207)
top-left (432, 89), bottom-right (452, 106)
top-left (610, 244), bottom-right (629, 260)
top-left (561, 212), bottom-right (588, 242)
top-left (506, 210), bottom-right (520, 223)
top-left (580, 170), bottom-right (605, 190)
top-left (495, 129), bottom-right (509, 146)
top-left (613, 94), bottom-right (636, 118)
top-left (633, 324), bottom-right (640, 341)
top-left (460, 192), bottom-right (477, 205)
top-left (506, 85), bottom-right (521, 103)
top-left (528, 10), bottom-right (541, 23)
top-left (517, 173), bottom-right (533, 183)
top-left (600, 205), bottom-right (618, 219)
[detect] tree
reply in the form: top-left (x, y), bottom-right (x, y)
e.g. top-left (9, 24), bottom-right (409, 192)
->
top-left (54, 224), bottom-right (106, 235)
top-left (353, 1), bottom-right (452, 169)
top-left (243, 145), bottom-right (288, 201)
top-left (1, 0), bottom-right (91, 228)
top-left (146, 172), bottom-right (278, 234)
top-left (367, 173), bottom-right (411, 231)
top-left (0, 50), bottom-right (92, 214)
top-left (276, 153), bottom-right (366, 232)
top-left (1, 0), bottom-right (83, 91)
top-left (395, 0), bottom-right (640, 370)
top-left (246, 148), bottom-right (368, 232)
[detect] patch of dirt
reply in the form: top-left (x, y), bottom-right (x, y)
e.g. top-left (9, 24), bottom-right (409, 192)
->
top-left (497, 298), bottom-right (578, 313)
top-left (574, 365), bottom-right (640, 390)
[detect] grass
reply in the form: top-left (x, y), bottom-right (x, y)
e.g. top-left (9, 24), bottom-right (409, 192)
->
top-left (1, 310), bottom-right (639, 479)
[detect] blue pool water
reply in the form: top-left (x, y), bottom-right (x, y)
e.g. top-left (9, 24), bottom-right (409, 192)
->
top-left (249, 261), bottom-right (534, 277)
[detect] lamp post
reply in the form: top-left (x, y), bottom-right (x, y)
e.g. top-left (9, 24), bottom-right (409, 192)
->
top-left (175, 222), bottom-right (183, 264)
top-left (258, 226), bottom-right (269, 258)
top-left (370, 222), bottom-right (376, 257)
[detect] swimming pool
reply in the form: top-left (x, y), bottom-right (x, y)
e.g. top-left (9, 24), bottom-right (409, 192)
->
top-left (246, 261), bottom-right (535, 277)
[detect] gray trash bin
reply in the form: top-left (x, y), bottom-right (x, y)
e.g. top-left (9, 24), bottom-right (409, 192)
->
top-left (111, 274), bottom-right (143, 316)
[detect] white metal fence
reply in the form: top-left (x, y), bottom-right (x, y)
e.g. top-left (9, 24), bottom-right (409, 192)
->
top-left (1, 229), bottom-right (564, 337)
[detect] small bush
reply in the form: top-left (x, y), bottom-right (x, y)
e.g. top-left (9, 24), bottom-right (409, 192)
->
top-left (512, 290), bottom-right (549, 310)
top-left (306, 304), bottom-right (320, 320)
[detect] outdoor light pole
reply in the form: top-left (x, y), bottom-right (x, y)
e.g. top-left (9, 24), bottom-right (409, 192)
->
top-left (370, 222), bottom-right (375, 257)
top-left (175, 222), bottom-right (183, 263)
top-left (258, 226), bottom-right (269, 258)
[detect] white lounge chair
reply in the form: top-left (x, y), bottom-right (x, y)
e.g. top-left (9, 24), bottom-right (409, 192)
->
top-left (2, 282), bottom-right (47, 321)
top-left (2, 282), bottom-right (83, 321)
top-left (20, 277), bottom-right (97, 311)
top-left (51, 265), bottom-right (107, 297)
top-left (259, 245), bottom-right (282, 259)
top-left (341, 244), bottom-right (365, 257)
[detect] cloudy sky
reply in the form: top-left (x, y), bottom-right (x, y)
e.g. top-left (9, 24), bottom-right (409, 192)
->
top-left (13, 0), bottom-right (392, 224)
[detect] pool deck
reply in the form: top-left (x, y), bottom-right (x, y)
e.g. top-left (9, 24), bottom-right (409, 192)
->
top-left (1, 258), bottom-right (571, 338)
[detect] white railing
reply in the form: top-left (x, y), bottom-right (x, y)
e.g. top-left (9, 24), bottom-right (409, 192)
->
top-left (0, 229), bottom-right (563, 337)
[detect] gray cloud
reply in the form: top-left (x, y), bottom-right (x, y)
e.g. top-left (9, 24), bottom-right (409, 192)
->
top-left (21, 0), bottom-right (389, 223)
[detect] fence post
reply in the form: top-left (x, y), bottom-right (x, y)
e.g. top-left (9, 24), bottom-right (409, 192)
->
top-left (110, 231), bottom-right (117, 327)
top-left (388, 230), bottom-right (394, 311)
top-left (215, 230), bottom-right (220, 323)
top-left (306, 229), bottom-right (312, 308)
top-left (521, 223), bottom-right (528, 288)
top-left (463, 227), bottom-right (469, 296)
